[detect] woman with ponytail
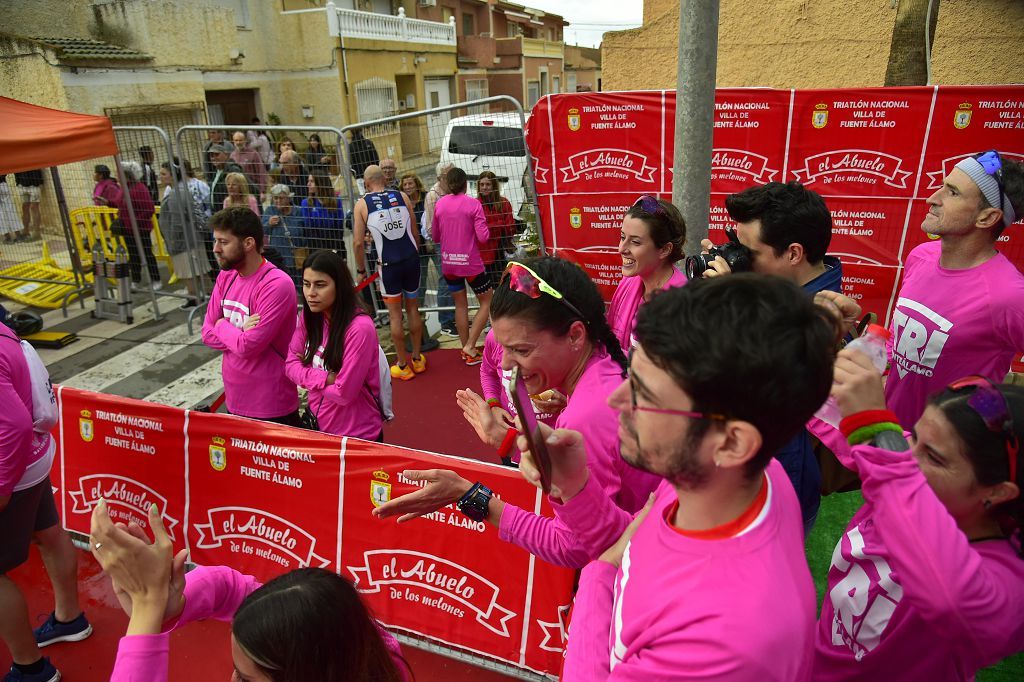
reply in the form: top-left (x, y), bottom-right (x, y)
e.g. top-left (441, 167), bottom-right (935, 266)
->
top-left (813, 348), bottom-right (1023, 680)
top-left (284, 250), bottom-right (384, 441)
top-left (373, 257), bottom-right (661, 569)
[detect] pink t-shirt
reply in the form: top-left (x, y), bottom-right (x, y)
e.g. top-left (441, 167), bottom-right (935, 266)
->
top-left (431, 193), bottom-right (489, 278)
top-left (814, 443), bottom-right (1024, 681)
top-left (0, 325), bottom-right (35, 496)
top-left (284, 313), bottom-right (383, 440)
top-left (497, 351), bottom-right (662, 567)
top-left (480, 330), bottom-right (557, 463)
top-left (201, 260), bottom-right (299, 418)
top-left (223, 194), bottom-right (261, 217)
top-left (885, 241), bottom-right (1024, 427)
top-left (559, 459), bottom-right (815, 681)
top-left (607, 266), bottom-right (687, 351)
top-left (110, 565), bottom-right (408, 682)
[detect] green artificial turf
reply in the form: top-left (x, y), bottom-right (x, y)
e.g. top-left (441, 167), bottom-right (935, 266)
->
top-left (807, 491), bottom-right (1024, 679)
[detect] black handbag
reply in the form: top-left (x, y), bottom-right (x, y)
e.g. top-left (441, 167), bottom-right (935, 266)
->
top-left (299, 396), bottom-right (321, 431)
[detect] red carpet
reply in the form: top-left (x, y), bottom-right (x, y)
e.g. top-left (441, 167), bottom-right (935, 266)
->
top-left (1, 350), bottom-right (519, 680)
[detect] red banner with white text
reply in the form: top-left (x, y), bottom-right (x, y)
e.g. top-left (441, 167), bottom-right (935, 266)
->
top-left (55, 387), bottom-right (575, 677)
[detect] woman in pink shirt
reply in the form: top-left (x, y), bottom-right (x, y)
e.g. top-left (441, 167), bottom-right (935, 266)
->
top-left (285, 250), bottom-right (384, 441)
top-left (815, 349), bottom-right (1024, 680)
top-left (607, 194), bottom-right (687, 350)
top-left (222, 172), bottom-right (261, 217)
top-left (89, 501), bottom-right (409, 682)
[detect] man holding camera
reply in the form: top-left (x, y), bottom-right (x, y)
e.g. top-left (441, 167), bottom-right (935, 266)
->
top-left (693, 181), bottom-right (841, 531)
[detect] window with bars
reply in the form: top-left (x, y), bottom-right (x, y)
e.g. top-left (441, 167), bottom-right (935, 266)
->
top-left (355, 77), bottom-right (399, 135)
top-left (466, 79), bottom-right (488, 113)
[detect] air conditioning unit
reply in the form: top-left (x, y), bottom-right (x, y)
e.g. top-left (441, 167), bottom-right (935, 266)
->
top-left (419, 0), bottom-right (437, 7)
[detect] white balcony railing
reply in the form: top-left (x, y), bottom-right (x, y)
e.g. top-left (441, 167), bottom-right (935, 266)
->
top-left (327, 5), bottom-right (456, 46)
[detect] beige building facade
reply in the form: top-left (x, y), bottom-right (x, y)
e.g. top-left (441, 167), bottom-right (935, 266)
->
top-left (603, 0), bottom-right (1024, 90)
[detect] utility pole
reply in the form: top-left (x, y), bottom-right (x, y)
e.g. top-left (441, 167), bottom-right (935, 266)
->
top-left (672, 0), bottom-right (720, 256)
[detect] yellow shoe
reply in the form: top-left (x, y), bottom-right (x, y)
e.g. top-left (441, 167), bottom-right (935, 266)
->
top-left (390, 363), bottom-right (415, 381)
top-left (410, 354), bottom-right (427, 374)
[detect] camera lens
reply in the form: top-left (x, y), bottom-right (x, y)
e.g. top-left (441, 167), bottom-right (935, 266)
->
top-left (684, 253), bottom-right (713, 280)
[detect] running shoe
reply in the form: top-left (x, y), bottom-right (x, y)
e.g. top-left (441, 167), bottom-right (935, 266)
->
top-left (461, 350), bottom-right (482, 366)
top-left (390, 363), bottom-right (415, 381)
top-left (34, 612), bottom-right (92, 648)
top-left (410, 354), bottom-right (427, 374)
top-left (439, 324), bottom-right (459, 338)
top-left (3, 658), bottom-right (60, 682)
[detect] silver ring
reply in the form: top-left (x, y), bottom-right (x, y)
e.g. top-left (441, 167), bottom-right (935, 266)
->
top-left (93, 542), bottom-right (102, 550)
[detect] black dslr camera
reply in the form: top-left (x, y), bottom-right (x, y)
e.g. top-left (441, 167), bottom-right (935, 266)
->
top-left (684, 230), bottom-right (754, 280)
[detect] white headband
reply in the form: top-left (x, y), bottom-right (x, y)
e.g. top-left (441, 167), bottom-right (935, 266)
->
top-left (954, 156), bottom-right (1016, 228)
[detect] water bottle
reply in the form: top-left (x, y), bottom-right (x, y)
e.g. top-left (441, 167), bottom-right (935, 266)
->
top-left (815, 324), bottom-right (891, 428)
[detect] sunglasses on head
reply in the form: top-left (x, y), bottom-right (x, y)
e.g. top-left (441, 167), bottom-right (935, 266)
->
top-left (502, 262), bottom-right (586, 322)
top-left (974, 150), bottom-right (1005, 216)
top-left (632, 195), bottom-right (665, 216)
top-left (947, 375), bottom-right (1019, 483)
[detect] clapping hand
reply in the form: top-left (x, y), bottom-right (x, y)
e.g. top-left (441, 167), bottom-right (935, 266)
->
top-left (456, 388), bottom-right (509, 449)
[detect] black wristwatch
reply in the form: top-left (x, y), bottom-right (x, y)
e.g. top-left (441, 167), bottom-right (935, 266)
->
top-left (457, 482), bottom-right (493, 522)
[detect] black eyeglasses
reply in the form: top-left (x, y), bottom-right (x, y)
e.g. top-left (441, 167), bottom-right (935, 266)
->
top-left (974, 151), bottom-right (1005, 216)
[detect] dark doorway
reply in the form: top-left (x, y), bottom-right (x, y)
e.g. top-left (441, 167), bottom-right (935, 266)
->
top-left (205, 89), bottom-right (258, 127)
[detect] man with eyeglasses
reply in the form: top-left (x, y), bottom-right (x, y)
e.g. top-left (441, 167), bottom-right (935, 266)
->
top-left (886, 150), bottom-right (1024, 429)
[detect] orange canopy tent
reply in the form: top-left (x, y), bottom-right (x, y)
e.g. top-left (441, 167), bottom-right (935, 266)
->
top-left (0, 96), bottom-right (118, 174)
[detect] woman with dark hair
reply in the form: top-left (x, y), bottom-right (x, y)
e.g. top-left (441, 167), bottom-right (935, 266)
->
top-left (812, 352), bottom-right (1024, 679)
top-left (112, 160), bottom-right (161, 288)
top-left (476, 170), bottom-right (515, 285)
top-left (90, 501), bottom-right (409, 681)
top-left (301, 172), bottom-right (345, 256)
top-left (374, 257), bottom-right (662, 567)
top-left (284, 250), bottom-right (385, 441)
top-left (305, 133), bottom-right (326, 168)
top-left (92, 164), bottom-right (120, 207)
top-left (607, 195), bottom-right (686, 350)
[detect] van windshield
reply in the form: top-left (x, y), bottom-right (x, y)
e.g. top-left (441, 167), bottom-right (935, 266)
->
top-left (447, 126), bottom-right (527, 157)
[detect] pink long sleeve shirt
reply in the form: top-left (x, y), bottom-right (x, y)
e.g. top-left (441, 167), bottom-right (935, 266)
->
top-left (497, 351), bottom-right (662, 568)
top-left (0, 325), bottom-right (36, 496)
top-left (201, 260), bottom-right (299, 418)
top-left (431, 193), bottom-right (489, 278)
top-left (560, 459), bottom-right (816, 681)
top-left (885, 241), bottom-right (1024, 427)
top-left (110, 565), bottom-right (407, 682)
top-left (284, 313), bottom-right (383, 440)
top-left (607, 266), bottom-right (687, 351)
top-left (814, 442), bottom-right (1024, 681)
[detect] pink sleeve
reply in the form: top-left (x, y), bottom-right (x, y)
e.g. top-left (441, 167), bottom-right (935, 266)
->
top-left (498, 503), bottom-right (596, 568)
top-left (561, 561), bottom-right (618, 681)
top-left (200, 276), bottom-right (229, 351)
top-left (222, 197), bottom-right (230, 210)
top-left (0, 374), bottom-right (32, 497)
top-left (213, 277), bottom-right (295, 357)
top-left (321, 316), bottom-right (376, 407)
top-left (473, 202), bottom-right (490, 243)
top-left (377, 625), bottom-right (411, 681)
top-left (110, 633), bottom-right (170, 682)
top-left (854, 444), bottom-right (1024, 633)
top-left (283, 319), bottom-right (328, 391)
top-left (806, 416), bottom-right (858, 472)
top-left (430, 198), bottom-right (441, 243)
top-left (247, 195), bottom-right (261, 217)
top-left (479, 334), bottom-right (503, 402)
top-left (553, 472), bottom-right (633, 558)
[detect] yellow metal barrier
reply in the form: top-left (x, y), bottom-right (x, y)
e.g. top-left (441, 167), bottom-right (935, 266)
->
top-left (0, 242), bottom-right (86, 309)
top-left (69, 206), bottom-right (178, 284)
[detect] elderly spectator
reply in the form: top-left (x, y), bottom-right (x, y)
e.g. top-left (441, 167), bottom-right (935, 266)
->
top-left (223, 172), bottom-right (260, 217)
top-left (202, 129), bottom-right (226, 178)
top-left (158, 162), bottom-right (207, 308)
top-left (278, 150), bottom-right (308, 202)
top-left (91, 165), bottom-right (120, 208)
top-left (112, 160), bottom-right (160, 289)
top-left (380, 158), bottom-right (399, 190)
top-left (262, 184), bottom-right (305, 274)
top-left (301, 173), bottom-right (344, 255)
top-left (230, 131), bottom-right (269, 199)
top-left (182, 159), bottom-right (218, 278)
top-left (208, 144), bottom-right (244, 217)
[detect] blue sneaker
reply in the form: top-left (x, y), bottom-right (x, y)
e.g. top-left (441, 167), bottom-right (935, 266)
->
top-left (3, 657), bottom-right (60, 682)
top-left (33, 612), bottom-right (92, 648)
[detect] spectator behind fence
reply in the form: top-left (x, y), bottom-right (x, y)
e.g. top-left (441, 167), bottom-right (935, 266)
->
top-left (113, 160), bottom-right (161, 289)
top-left (285, 250), bottom-right (387, 441)
top-left (347, 128), bottom-right (379, 180)
top-left (201, 129), bottom-right (226, 179)
top-left (202, 206), bottom-right (300, 426)
top-left (305, 133), bottom-right (327, 168)
top-left (222, 172), bottom-right (260, 217)
top-left (476, 170), bottom-right (516, 285)
top-left (812, 351), bottom-right (1024, 679)
top-left (884, 151), bottom-right (1024, 429)
top-left (1, 175), bottom-right (26, 244)
top-left (207, 144), bottom-right (243, 212)
top-left (138, 146), bottom-right (159, 202)
top-left (89, 501), bottom-right (409, 681)
top-left (230, 131), bottom-right (269, 201)
top-left (1, 322), bottom-right (92, 682)
top-left (380, 158), bottom-right (399, 190)
top-left (158, 162), bottom-right (207, 309)
top-left (247, 119), bottom-right (274, 167)
top-left (432, 166), bottom-right (491, 365)
top-left (302, 173), bottom-right (344, 255)
top-left (277, 150), bottom-right (308, 202)
top-left (262, 184), bottom-right (305, 274)
top-left (422, 163), bottom-right (456, 337)
top-left (13, 169), bottom-right (43, 242)
top-left (354, 165), bottom-right (425, 382)
top-left (275, 136), bottom-right (297, 171)
top-left (91, 165), bottom-right (120, 208)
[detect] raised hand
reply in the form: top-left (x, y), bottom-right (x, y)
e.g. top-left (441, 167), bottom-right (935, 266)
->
top-left (371, 469), bottom-right (473, 523)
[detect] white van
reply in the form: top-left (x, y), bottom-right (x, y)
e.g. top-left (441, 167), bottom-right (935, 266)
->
top-left (439, 112), bottom-right (531, 217)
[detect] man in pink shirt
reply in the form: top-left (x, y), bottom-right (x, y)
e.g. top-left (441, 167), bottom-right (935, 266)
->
top-left (202, 206), bottom-right (300, 426)
top-left (533, 275), bottom-right (837, 680)
top-left (886, 151), bottom-right (1024, 428)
